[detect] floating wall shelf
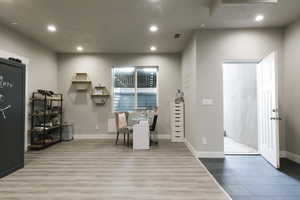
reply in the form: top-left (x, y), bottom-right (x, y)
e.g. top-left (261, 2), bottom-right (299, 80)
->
top-left (72, 73), bottom-right (91, 91)
top-left (91, 86), bottom-right (110, 105)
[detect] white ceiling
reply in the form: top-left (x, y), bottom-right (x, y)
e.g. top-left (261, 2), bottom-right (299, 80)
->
top-left (0, 0), bottom-right (300, 53)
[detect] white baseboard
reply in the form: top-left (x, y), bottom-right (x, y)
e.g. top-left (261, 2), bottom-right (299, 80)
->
top-left (74, 134), bottom-right (116, 139)
top-left (184, 139), bottom-right (199, 158)
top-left (280, 151), bottom-right (287, 158)
top-left (171, 139), bottom-right (185, 142)
top-left (280, 151), bottom-right (300, 164)
top-left (198, 151), bottom-right (225, 158)
top-left (184, 139), bottom-right (224, 158)
top-left (158, 134), bottom-right (171, 140)
top-left (74, 133), bottom-right (171, 140)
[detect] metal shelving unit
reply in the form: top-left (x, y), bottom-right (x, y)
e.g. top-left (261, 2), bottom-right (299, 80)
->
top-left (29, 92), bottom-right (63, 150)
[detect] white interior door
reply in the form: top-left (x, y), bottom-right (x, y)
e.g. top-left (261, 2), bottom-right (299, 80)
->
top-left (257, 52), bottom-right (280, 168)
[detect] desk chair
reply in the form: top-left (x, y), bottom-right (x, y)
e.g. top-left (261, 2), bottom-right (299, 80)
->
top-left (150, 115), bottom-right (158, 145)
top-left (115, 112), bottom-right (131, 146)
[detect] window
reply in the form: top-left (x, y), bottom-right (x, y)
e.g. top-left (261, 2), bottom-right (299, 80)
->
top-left (112, 67), bottom-right (158, 112)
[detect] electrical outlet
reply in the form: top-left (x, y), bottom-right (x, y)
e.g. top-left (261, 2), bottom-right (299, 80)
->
top-left (202, 138), bottom-right (208, 145)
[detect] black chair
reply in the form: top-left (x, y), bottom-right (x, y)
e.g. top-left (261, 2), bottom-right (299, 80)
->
top-left (150, 115), bottom-right (158, 145)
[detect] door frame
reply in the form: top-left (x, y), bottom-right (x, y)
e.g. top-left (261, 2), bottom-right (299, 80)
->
top-left (222, 59), bottom-right (260, 155)
top-left (222, 52), bottom-right (280, 168)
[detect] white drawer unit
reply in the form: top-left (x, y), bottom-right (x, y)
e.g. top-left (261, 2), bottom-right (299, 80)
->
top-left (133, 121), bottom-right (150, 150)
top-left (170, 102), bottom-right (185, 142)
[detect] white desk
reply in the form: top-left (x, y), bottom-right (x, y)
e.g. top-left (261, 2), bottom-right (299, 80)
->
top-left (133, 121), bottom-right (150, 150)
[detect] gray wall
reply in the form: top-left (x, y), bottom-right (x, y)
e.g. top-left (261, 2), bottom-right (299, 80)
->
top-left (183, 28), bottom-right (284, 155)
top-left (57, 53), bottom-right (181, 136)
top-left (0, 24), bottom-right (58, 148)
top-left (283, 19), bottom-right (300, 155)
top-left (223, 63), bottom-right (258, 149)
top-left (0, 24), bottom-right (58, 95)
top-left (182, 36), bottom-right (197, 148)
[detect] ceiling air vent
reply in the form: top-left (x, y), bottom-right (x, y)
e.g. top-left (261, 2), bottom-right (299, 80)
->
top-left (210, 0), bottom-right (278, 16)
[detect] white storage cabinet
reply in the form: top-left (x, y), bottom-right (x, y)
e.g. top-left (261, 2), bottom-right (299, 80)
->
top-left (133, 121), bottom-right (150, 150)
top-left (170, 102), bottom-right (185, 142)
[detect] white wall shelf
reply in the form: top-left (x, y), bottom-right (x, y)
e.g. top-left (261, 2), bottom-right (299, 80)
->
top-left (91, 86), bottom-right (110, 105)
top-left (72, 73), bottom-right (91, 91)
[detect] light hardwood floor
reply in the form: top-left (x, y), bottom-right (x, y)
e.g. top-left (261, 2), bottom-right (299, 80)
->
top-left (0, 139), bottom-right (230, 200)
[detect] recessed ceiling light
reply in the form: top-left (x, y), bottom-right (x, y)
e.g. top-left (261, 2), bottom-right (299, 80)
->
top-left (77, 46), bottom-right (83, 52)
top-left (11, 22), bottom-right (18, 25)
top-left (255, 15), bottom-right (264, 22)
top-left (149, 25), bottom-right (159, 32)
top-left (150, 46), bottom-right (157, 52)
top-left (47, 25), bottom-right (57, 32)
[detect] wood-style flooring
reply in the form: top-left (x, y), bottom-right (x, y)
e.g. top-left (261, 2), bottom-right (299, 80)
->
top-left (0, 139), bottom-right (230, 200)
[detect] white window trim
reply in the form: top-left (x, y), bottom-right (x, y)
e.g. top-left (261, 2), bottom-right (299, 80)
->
top-left (111, 66), bottom-right (159, 113)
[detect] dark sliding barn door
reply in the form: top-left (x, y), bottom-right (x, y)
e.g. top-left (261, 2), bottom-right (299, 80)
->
top-left (0, 58), bottom-right (25, 178)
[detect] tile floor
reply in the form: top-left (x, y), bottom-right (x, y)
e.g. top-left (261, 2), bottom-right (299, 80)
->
top-left (224, 137), bottom-right (258, 155)
top-left (201, 156), bottom-right (300, 200)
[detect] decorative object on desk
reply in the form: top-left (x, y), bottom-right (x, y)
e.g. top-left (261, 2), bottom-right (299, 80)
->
top-left (72, 73), bottom-right (91, 91)
top-left (91, 85), bottom-right (110, 105)
top-left (29, 91), bottom-right (63, 150)
top-left (175, 89), bottom-right (184, 104)
top-left (170, 101), bottom-right (185, 142)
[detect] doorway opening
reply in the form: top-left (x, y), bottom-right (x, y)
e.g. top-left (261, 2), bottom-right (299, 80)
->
top-left (223, 62), bottom-right (259, 155)
top-left (223, 52), bottom-right (280, 169)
